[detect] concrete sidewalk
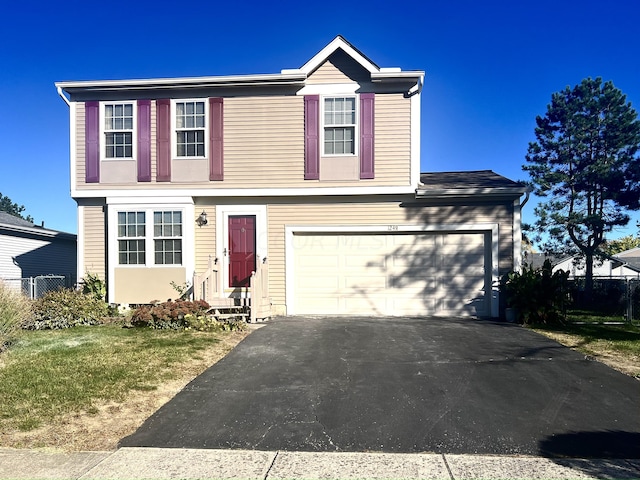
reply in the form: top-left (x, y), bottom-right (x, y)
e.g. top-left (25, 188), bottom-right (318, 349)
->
top-left (2, 448), bottom-right (640, 479)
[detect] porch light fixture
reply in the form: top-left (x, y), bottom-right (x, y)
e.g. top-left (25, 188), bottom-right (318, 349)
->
top-left (196, 210), bottom-right (208, 227)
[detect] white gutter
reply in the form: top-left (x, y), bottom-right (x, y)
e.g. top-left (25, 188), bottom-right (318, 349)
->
top-left (55, 72), bottom-right (307, 93)
top-left (415, 187), bottom-right (528, 198)
top-left (56, 86), bottom-right (70, 106)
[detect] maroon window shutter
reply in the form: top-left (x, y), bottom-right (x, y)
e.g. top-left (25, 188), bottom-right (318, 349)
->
top-left (156, 99), bottom-right (171, 182)
top-left (137, 100), bottom-right (151, 182)
top-left (85, 101), bottom-right (100, 183)
top-left (304, 95), bottom-right (320, 180)
top-left (360, 93), bottom-right (375, 179)
top-left (209, 97), bottom-right (224, 181)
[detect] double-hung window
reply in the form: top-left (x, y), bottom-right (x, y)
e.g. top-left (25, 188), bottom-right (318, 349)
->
top-left (175, 101), bottom-right (206, 157)
top-left (116, 210), bottom-right (183, 265)
top-left (117, 212), bottom-right (145, 264)
top-left (154, 211), bottom-right (182, 265)
top-left (323, 96), bottom-right (356, 155)
top-left (104, 103), bottom-right (134, 159)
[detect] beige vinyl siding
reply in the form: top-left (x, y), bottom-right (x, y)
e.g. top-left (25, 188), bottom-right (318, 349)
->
top-left (374, 94), bottom-right (411, 183)
top-left (266, 199), bottom-right (514, 311)
top-left (306, 50), bottom-right (370, 84)
top-left (74, 93), bottom-right (412, 191)
top-left (224, 96), bottom-right (304, 186)
top-left (194, 204), bottom-right (216, 273)
top-left (82, 205), bottom-right (106, 279)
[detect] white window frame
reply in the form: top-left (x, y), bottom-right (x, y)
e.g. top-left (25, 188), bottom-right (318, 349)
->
top-left (100, 101), bottom-right (137, 161)
top-left (153, 210), bottom-right (183, 265)
top-left (116, 211), bottom-right (146, 265)
top-left (321, 95), bottom-right (358, 156)
top-left (111, 206), bottom-right (187, 268)
top-left (172, 99), bottom-right (208, 159)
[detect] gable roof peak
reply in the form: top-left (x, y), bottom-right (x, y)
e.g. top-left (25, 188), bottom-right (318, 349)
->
top-left (298, 35), bottom-right (380, 75)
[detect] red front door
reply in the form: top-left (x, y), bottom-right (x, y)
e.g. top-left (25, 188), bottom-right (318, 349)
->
top-left (228, 215), bottom-right (256, 287)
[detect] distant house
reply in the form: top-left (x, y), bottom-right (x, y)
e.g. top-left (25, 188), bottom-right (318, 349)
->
top-left (0, 211), bottom-right (77, 284)
top-left (615, 247), bottom-right (640, 271)
top-left (551, 249), bottom-right (640, 279)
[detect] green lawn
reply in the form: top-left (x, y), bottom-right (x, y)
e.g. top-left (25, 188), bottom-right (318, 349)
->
top-left (533, 319), bottom-right (640, 378)
top-left (0, 325), bottom-right (233, 432)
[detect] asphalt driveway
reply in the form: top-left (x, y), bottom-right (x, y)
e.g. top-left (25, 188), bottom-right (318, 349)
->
top-left (119, 316), bottom-right (640, 458)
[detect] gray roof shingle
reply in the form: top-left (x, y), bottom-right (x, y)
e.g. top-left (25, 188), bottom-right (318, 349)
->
top-left (419, 170), bottom-right (525, 190)
top-left (0, 211), bottom-right (34, 228)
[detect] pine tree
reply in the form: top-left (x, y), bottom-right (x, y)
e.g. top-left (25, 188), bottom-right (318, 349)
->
top-left (524, 77), bottom-right (640, 295)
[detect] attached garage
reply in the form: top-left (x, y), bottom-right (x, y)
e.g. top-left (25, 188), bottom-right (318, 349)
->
top-left (286, 225), bottom-right (499, 317)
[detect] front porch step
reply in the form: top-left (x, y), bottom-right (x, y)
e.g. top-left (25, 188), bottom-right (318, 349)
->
top-left (207, 305), bottom-right (249, 322)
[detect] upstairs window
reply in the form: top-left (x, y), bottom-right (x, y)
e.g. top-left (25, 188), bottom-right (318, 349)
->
top-left (323, 96), bottom-right (356, 155)
top-left (175, 101), bottom-right (206, 157)
top-left (117, 212), bottom-right (145, 264)
top-left (104, 103), bottom-right (134, 158)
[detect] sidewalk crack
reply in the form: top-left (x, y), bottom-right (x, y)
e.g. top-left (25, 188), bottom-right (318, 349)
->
top-left (441, 454), bottom-right (455, 480)
top-left (263, 451), bottom-right (279, 480)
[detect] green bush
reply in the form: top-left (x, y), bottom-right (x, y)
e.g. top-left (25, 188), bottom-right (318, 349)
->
top-left (0, 281), bottom-right (32, 350)
top-left (27, 289), bottom-right (109, 330)
top-left (130, 300), bottom-right (210, 330)
top-left (81, 271), bottom-right (106, 301)
top-left (501, 259), bottom-right (570, 325)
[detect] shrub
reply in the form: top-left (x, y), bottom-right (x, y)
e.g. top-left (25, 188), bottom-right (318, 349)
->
top-left (81, 271), bottom-right (106, 301)
top-left (501, 259), bottom-right (570, 325)
top-left (130, 300), bottom-right (210, 330)
top-left (27, 288), bottom-right (109, 330)
top-left (0, 281), bottom-right (32, 350)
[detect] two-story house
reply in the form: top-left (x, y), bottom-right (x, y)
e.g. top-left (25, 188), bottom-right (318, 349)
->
top-left (56, 36), bottom-right (526, 318)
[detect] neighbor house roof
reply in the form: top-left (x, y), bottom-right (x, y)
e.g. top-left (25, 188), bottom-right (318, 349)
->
top-left (0, 212), bottom-right (76, 241)
top-left (416, 170), bottom-right (527, 199)
top-left (0, 211), bottom-right (34, 228)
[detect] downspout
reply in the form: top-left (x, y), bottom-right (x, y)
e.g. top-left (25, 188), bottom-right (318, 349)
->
top-left (513, 187), bottom-right (532, 274)
top-left (520, 186), bottom-right (532, 209)
top-left (56, 86), bottom-right (70, 107)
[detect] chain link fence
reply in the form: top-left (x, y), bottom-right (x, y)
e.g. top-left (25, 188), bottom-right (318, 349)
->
top-left (567, 277), bottom-right (640, 322)
top-left (1, 275), bottom-right (70, 299)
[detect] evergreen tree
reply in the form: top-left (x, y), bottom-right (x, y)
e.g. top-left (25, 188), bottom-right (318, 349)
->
top-left (524, 77), bottom-right (640, 295)
top-left (0, 193), bottom-right (33, 222)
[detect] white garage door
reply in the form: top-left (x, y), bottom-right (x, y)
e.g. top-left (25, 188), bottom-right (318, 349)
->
top-left (292, 231), bottom-right (490, 316)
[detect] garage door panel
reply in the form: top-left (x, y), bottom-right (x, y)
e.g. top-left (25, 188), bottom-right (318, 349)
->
top-left (392, 234), bottom-right (436, 247)
top-left (345, 255), bottom-right (386, 268)
top-left (293, 232), bottom-right (490, 316)
top-left (297, 255), bottom-right (340, 268)
top-left (391, 253), bottom-right (437, 268)
top-left (345, 275), bottom-right (387, 289)
top-left (444, 233), bottom-right (484, 245)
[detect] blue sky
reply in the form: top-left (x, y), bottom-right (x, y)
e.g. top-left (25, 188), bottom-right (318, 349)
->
top-left (1, 0), bottom-right (639, 241)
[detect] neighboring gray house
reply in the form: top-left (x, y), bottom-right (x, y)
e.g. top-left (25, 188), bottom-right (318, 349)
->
top-left (551, 249), bottom-right (640, 279)
top-left (615, 247), bottom-right (640, 271)
top-left (0, 211), bottom-right (77, 284)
